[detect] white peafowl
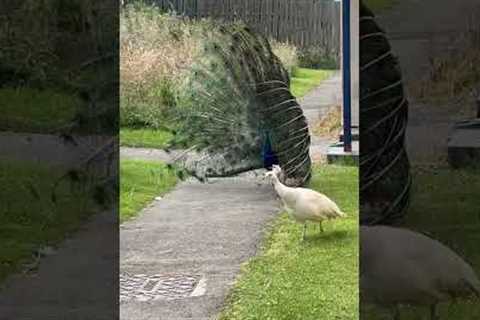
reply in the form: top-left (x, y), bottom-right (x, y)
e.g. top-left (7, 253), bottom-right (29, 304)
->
top-left (265, 165), bottom-right (346, 240)
top-left (361, 225), bottom-right (480, 320)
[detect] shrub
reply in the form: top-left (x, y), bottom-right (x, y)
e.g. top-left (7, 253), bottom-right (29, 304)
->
top-left (299, 46), bottom-right (339, 69)
top-left (120, 3), bottom-right (208, 128)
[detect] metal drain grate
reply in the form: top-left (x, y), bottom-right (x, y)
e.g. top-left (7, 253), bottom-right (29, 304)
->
top-left (120, 273), bottom-right (204, 302)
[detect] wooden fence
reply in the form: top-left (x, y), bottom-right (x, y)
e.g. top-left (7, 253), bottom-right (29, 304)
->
top-left (125, 0), bottom-right (341, 55)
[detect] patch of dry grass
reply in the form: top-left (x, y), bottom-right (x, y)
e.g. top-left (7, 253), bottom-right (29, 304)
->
top-left (409, 18), bottom-right (480, 104)
top-left (120, 8), bottom-right (203, 90)
top-left (313, 105), bottom-right (342, 138)
top-left (120, 4), bottom-right (211, 128)
top-left (270, 39), bottom-right (299, 75)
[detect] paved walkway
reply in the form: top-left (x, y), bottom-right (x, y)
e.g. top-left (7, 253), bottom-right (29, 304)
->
top-left (120, 176), bottom-right (278, 320)
top-left (0, 132), bottom-right (112, 167)
top-left (120, 147), bottom-right (179, 163)
top-left (0, 211), bottom-right (118, 319)
top-left (298, 71), bottom-right (343, 162)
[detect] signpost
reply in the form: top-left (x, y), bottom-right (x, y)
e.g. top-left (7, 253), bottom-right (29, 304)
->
top-left (341, 0), bottom-right (352, 152)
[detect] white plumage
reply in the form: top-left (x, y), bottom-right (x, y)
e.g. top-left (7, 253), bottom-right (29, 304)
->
top-left (265, 165), bottom-right (346, 240)
top-left (361, 225), bottom-right (480, 320)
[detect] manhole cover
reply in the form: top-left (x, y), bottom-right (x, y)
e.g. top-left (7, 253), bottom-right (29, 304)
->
top-left (120, 273), bottom-right (205, 302)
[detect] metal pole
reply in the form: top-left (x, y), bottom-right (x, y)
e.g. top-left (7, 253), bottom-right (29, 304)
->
top-left (342, 0), bottom-right (352, 152)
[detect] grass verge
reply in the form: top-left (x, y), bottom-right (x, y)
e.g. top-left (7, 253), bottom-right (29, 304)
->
top-left (362, 166), bottom-right (480, 319)
top-left (291, 68), bottom-right (334, 98)
top-left (219, 165), bottom-right (359, 320)
top-left (120, 159), bottom-right (178, 222)
top-left (0, 161), bottom-right (93, 282)
top-left (0, 88), bottom-right (78, 133)
top-left (120, 128), bottom-right (173, 149)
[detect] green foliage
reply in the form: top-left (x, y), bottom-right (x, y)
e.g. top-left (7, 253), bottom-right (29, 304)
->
top-left (299, 46), bottom-right (339, 70)
top-left (120, 160), bottom-right (178, 222)
top-left (0, 1), bottom-right (117, 133)
top-left (0, 87), bottom-right (78, 132)
top-left (219, 165), bottom-right (359, 320)
top-left (0, 161), bottom-right (95, 281)
top-left (120, 3), bottom-right (208, 130)
top-left (120, 79), bottom-right (176, 129)
top-left (120, 128), bottom-right (173, 149)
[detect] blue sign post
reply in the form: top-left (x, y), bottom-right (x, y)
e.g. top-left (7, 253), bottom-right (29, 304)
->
top-left (342, 0), bottom-right (352, 152)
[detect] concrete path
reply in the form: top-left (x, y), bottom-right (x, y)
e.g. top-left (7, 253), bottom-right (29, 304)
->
top-left (0, 132), bottom-right (113, 168)
top-left (120, 175), bottom-right (279, 320)
top-left (374, 0), bottom-right (480, 164)
top-left (0, 211), bottom-right (118, 320)
top-left (120, 147), bottom-right (181, 163)
top-left (298, 71), bottom-right (344, 161)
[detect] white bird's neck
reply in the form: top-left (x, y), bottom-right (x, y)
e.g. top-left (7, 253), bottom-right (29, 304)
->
top-left (271, 173), bottom-right (294, 199)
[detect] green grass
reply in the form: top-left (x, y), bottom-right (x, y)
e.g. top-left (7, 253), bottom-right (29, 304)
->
top-left (120, 128), bottom-right (173, 149)
top-left (363, 0), bottom-right (398, 12)
top-left (0, 87), bottom-right (78, 132)
top-left (291, 68), bottom-right (334, 98)
top-left (219, 165), bottom-right (359, 320)
top-left (120, 159), bottom-right (178, 222)
top-left (0, 161), bottom-right (93, 282)
top-left (362, 167), bottom-right (480, 320)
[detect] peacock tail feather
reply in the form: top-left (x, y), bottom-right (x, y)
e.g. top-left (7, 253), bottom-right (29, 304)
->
top-left (360, 1), bottom-right (411, 225)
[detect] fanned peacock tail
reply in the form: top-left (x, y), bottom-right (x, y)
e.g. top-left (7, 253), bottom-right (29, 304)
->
top-left (360, 1), bottom-right (411, 225)
top-left (174, 24), bottom-right (311, 186)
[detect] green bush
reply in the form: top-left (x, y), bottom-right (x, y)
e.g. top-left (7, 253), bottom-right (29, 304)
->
top-left (0, 87), bottom-right (78, 132)
top-left (120, 78), bottom-right (176, 129)
top-left (299, 46), bottom-right (339, 70)
top-left (120, 3), bottom-right (208, 129)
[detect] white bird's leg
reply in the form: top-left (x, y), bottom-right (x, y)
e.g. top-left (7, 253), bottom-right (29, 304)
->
top-left (302, 223), bottom-right (307, 240)
top-left (319, 221), bottom-right (324, 233)
top-left (430, 304), bottom-right (439, 320)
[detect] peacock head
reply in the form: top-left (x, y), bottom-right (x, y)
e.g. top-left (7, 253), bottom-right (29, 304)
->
top-left (271, 164), bottom-right (282, 175)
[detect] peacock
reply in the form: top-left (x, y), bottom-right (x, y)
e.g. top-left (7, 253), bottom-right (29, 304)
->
top-left (361, 225), bottom-right (480, 320)
top-left (360, 1), bottom-right (411, 225)
top-left (265, 164), bottom-right (346, 240)
top-left (171, 24), bottom-right (311, 187)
